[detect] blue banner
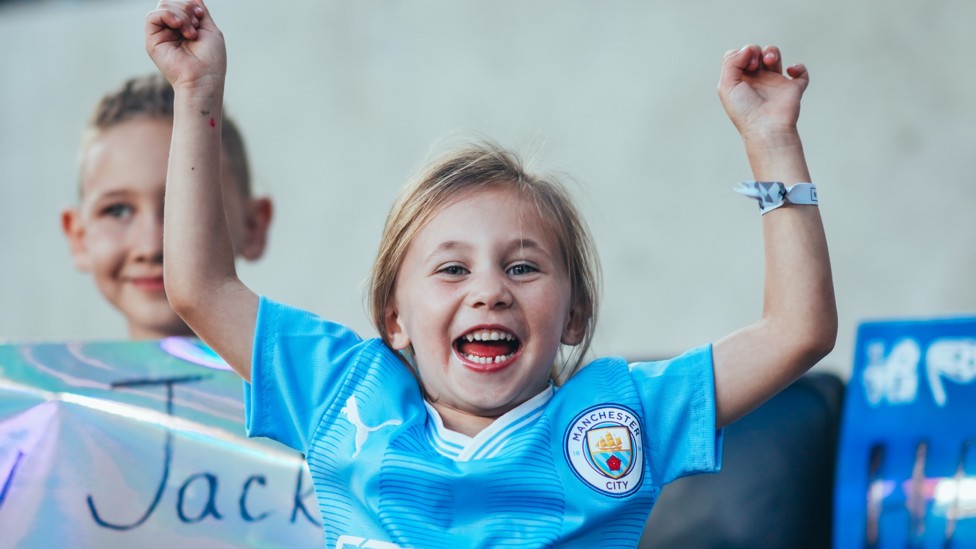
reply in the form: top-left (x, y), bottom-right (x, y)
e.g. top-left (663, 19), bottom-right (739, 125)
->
top-left (0, 338), bottom-right (322, 548)
top-left (836, 317), bottom-right (976, 548)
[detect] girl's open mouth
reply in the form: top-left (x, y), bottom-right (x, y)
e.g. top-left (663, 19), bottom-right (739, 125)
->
top-left (454, 328), bottom-right (521, 369)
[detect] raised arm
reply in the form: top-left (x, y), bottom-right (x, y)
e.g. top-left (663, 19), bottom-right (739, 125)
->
top-left (146, 0), bottom-right (256, 380)
top-left (712, 44), bottom-right (837, 428)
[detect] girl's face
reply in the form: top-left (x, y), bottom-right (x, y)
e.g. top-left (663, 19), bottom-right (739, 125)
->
top-left (62, 117), bottom-right (266, 339)
top-left (386, 185), bottom-right (583, 435)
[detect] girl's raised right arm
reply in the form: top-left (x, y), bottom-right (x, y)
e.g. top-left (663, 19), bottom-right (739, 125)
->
top-left (146, 0), bottom-right (257, 381)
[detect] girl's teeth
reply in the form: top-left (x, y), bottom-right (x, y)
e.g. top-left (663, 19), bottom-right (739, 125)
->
top-left (463, 352), bottom-right (514, 364)
top-left (463, 330), bottom-right (515, 342)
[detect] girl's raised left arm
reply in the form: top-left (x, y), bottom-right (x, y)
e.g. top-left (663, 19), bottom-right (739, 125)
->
top-left (712, 44), bottom-right (837, 428)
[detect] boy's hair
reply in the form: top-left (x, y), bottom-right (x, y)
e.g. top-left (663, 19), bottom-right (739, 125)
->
top-left (79, 73), bottom-right (252, 197)
top-left (368, 141), bottom-right (601, 384)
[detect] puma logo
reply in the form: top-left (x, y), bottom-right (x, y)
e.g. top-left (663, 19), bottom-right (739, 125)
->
top-left (340, 396), bottom-right (402, 458)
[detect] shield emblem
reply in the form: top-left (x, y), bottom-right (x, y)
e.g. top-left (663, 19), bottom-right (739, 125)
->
top-left (585, 426), bottom-right (633, 479)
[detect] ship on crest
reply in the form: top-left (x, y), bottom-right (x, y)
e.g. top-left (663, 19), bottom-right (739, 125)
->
top-left (594, 431), bottom-right (623, 452)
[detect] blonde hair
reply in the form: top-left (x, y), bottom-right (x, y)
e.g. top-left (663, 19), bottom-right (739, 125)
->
top-left (78, 73), bottom-right (252, 198)
top-left (368, 141), bottom-right (601, 383)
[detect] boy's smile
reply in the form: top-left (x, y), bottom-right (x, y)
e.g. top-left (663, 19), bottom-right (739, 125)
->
top-left (127, 275), bottom-right (167, 292)
top-left (386, 185), bottom-right (582, 436)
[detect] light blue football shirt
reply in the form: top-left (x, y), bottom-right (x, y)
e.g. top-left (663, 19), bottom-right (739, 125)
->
top-left (245, 297), bottom-right (722, 548)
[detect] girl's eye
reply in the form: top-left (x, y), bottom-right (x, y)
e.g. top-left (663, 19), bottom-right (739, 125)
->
top-left (101, 204), bottom-right (134, 219)
top-left (439, 265), bottom-right (469, 276)
top-left (507, 263), bottom-right (538, 276)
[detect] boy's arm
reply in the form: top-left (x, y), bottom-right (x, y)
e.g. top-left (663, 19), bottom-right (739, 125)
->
top-left (712, 45), bottom-right (837, 428)
top-left (146, 0), bottom-right (256, 381)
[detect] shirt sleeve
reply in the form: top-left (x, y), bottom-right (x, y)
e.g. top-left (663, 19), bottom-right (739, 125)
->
top-left (243, 296), bottom-right (365, 453)
top-left (630, 344), bottom-right (723, 484)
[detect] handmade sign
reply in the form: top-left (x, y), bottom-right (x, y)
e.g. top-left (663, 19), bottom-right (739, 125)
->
top-left (836, 316), bottom-right (976, 548)
top-left (0, 338), bottom-right (322, 548)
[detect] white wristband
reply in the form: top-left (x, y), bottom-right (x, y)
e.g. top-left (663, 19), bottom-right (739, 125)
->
top-left (735, 181), bottom-right (818, 215)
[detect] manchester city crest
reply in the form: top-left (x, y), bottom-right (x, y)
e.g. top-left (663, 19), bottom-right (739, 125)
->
top-left (564, 404), bottom-right (644, 497)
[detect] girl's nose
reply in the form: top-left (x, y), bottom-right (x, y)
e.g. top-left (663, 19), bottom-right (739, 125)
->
top-left (467, 271), bottom-right (513, 310)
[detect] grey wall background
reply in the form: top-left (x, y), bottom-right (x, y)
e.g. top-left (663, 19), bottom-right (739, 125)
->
top-left (2, 0), bottom-right (974, 380)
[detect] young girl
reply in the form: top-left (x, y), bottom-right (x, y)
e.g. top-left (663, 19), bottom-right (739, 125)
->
top-left (62, 73), bottom-right (272, 339)
top-left (147, 1), bottom-right (836, 547)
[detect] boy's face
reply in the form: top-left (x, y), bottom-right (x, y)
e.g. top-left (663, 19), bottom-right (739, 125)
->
top-left (386, 186), bottom-right (583, 428)
top-left (63, 117), bottom-right (270, 339)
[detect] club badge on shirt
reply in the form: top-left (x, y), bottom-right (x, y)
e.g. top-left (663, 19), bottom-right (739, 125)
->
top-left (564, 404), bottom-right (644, 497)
